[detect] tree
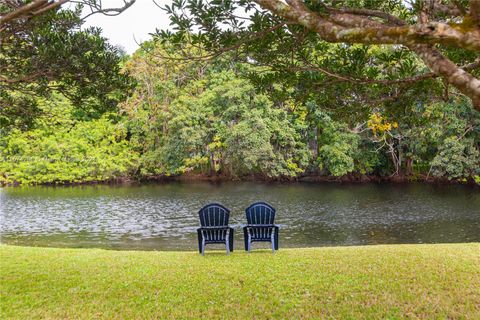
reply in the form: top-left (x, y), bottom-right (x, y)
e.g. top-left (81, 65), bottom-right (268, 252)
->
top-left (430, 136), bottom-right (480, 179)
top-left (122, 43), bottom-right (310, 179)
top-left (0, 94), bottom-right (138, 185)
top-left (0, 1), bottom-right (135, 130)
top-left (159, 0), bottom-right (480, 110)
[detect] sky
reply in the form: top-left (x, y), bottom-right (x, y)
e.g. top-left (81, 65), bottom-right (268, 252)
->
top-left (82, 1), bottom-right (171, 53)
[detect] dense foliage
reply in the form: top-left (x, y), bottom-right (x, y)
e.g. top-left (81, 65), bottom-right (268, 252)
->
top-left (0, 3), bottom-right (133, 131)
top-left (123, 65), bottom-right (309, 178)
top-left (0, 95), bottom-right (138, 185)
top-left (117, 41), bottom-right (478, 183)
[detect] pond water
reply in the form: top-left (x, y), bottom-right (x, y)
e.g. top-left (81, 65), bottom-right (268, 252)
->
top-left (1, 182), bottom-right (479, 251)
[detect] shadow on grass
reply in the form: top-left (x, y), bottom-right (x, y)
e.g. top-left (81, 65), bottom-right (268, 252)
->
top-left (199, 249), bottom-right (277, 256)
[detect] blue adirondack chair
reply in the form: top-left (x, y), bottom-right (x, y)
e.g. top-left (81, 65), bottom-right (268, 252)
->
top-left (197, 203), bottom-right (234, 255)
top-left (243, 202), bottom-right (279, 252)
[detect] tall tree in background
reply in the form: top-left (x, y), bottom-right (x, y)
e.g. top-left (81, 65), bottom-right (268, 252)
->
top-left (158, 0), bottom-right (480, 110)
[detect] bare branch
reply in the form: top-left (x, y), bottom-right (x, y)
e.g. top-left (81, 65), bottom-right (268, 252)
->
top-left (80, 0), bottom-right (136, 20)
top-left (425, 0), bottom-right (464, 18)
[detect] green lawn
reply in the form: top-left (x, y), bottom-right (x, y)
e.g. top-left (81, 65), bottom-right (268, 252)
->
top-left (1, 244), bottom-right (479, 319)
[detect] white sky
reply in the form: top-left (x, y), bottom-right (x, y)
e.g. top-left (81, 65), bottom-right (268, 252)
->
top-left (82, 1), bottom-right (171, 53)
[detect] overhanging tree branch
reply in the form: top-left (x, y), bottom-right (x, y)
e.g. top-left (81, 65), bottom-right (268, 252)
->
top-left (471, 0), bottom-right (480, 26)
top-left (252, 0), bottom-right (480, 110)
top-left (0, 0), bottom-right (136, 27)
top-left (254, 0), bottom-right (480, 51)
top-left (0, 0), bottom-right (71, 26)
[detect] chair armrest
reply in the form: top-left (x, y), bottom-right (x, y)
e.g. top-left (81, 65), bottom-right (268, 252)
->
top-left (245, 224), bottom-right (279, 228)
top-left (197, 226), bottom-right (231, 230)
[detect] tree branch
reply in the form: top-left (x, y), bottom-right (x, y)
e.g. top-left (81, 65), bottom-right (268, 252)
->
top-left (32, 0), bottom-right (69, 17)
top-left (253, 0), bottom-right (480, 109)
top-left (255, 0), bottom-right (480, 51)
top-left (470, 0), bottom-right (480, 26)
top-left (0, 0), bottom-right (136, 27)
top-left (327, 7), bottom-right (406, 26)
top-left (79, 0), bottom-right (136, 20)
top-left (0, 0), bottom-right (48, 26)
top-left (409, 44), bottom-right (480, 110)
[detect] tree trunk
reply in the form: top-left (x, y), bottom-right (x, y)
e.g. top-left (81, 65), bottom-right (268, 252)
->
top-left (405, 156), bottom-right (413, 176)
top-left (308, 126), bottom-right (319, 159)
top-left (209, 153), bottom-right (216, 175)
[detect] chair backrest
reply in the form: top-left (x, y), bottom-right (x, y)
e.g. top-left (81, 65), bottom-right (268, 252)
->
top-left (198, 203), bottom-right (230, 227)
top-left (245, 202), bottom-right (276, 225)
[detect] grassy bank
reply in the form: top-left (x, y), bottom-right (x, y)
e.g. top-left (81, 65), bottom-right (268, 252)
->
top-left (1, 244), bottom-right (479, 319)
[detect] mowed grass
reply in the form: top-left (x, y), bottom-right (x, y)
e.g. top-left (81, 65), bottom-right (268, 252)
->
top-left (1, 244), bottom-right (479, 319)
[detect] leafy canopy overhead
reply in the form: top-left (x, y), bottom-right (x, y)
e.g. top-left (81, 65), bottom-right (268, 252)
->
top-left (0, 1), bottom-right (136, 130)
top-left (157, 0), bottom-right (480, 110)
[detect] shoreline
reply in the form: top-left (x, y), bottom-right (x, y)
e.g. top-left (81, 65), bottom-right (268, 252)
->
top-left (1, 173), bottom-right (479, 188)
top-left (2, 241), bottom-right (480, 252)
